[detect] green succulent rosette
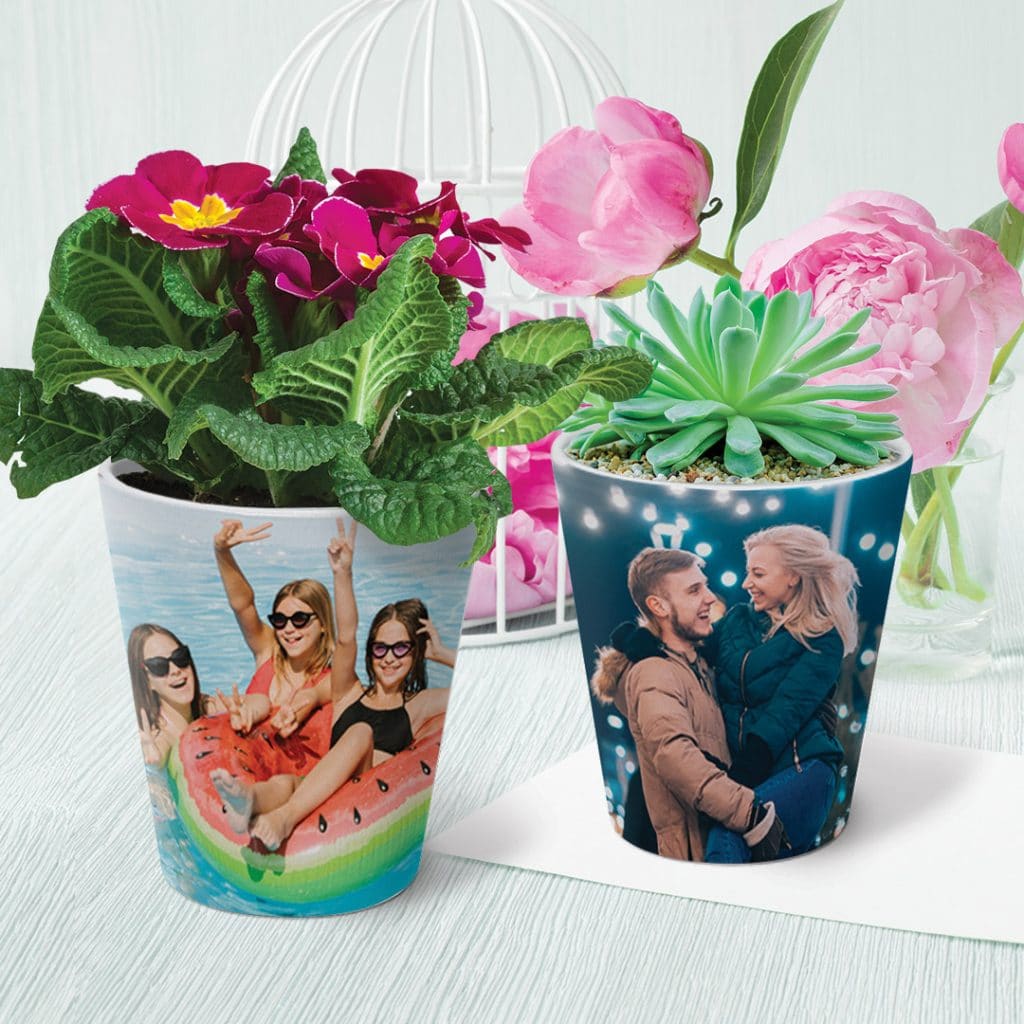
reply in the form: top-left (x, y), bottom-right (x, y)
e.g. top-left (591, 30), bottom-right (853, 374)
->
top-left (563, 276), bottom-right (903, 478)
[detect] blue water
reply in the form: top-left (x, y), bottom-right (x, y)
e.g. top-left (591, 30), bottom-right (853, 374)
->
top-left (102, 490), bottom-right (468, 914)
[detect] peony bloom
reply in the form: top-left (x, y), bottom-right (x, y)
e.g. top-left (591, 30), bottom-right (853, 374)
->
top-left (744, 191), bottom-right (1024, 472)
top-left (998, 123), bottom-right (1024, 214)
top-left (87, 151), bottom-right (293, 251)
top-left (502, 96), bottom-right (713, 297)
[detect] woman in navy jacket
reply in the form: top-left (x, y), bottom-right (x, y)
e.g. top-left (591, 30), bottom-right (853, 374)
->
top-left (703, 524), bottom-right (859, 863)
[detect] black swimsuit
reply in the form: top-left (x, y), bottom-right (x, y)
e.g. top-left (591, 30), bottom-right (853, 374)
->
top-left (330, 693), bottom-right (414, 755)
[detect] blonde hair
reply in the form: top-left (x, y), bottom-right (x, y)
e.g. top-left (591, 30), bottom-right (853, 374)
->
top-left (744, 525), bottom-right (859, 654)
top-left (271, 579), bottom-right (336, 680)
top-left (591, 547), bottom-right (701, 704)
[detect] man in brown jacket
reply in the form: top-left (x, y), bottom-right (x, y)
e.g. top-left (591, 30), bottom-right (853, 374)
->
top-left (591, 547), bottom-right (786, 862)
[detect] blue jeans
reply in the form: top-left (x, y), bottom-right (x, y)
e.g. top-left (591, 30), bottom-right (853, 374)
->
top-left (704, 759), bottom-right (837, 863)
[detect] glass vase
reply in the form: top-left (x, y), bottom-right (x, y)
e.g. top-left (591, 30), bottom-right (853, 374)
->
top-left (884, 370), bottom-right (1015, 679)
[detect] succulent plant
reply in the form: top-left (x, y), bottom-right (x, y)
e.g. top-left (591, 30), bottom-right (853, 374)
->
top-left (563, 276), bottom-right (903, 477)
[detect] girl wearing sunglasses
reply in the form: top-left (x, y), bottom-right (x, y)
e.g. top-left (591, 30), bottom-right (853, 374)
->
top-left (212, 519), bottom-right (337, 738)
top-left (212, 517), bottom-right (456, 852)
top-left (128, 623), bottom-right (215, 768)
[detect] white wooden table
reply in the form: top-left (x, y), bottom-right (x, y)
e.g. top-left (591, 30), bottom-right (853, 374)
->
top-left (0, 454), bottom-right (1021, 1024)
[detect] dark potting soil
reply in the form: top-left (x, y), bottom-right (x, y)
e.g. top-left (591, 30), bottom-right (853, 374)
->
top-left (117, 472), bottom-right (333, 508)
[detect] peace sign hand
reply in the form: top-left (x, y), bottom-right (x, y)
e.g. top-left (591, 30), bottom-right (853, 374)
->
top-left (138, 708), bottom-right (163, 766)
top-left (213, 519), bottom-right (273, 552)
top-left (327, 516), bottom-right (358, 574)
top-left (217, 683), bottom-right (255, 735)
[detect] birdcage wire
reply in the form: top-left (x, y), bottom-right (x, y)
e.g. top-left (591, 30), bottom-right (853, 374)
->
top-left (247, 0), bottom-right (626, 645)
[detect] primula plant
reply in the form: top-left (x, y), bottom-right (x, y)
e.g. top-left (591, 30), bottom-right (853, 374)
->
top-left (0, 130), bottom-right (651, 560)
top-left (563, 276), bottom-right (902, 477)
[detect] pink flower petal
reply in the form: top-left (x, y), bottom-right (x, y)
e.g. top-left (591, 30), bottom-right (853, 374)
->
top-left (595, 96), bottom-right (689, 147)
top-left (134, 150), bottom-right (208, 204)
top-left (998, 123), bottom-right (1024, 213)
top-left (202, 162), bottom-right (273, 203)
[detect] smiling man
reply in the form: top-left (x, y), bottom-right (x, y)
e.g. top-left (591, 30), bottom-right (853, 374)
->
top-left (591, 547), bottom-right (786, 862)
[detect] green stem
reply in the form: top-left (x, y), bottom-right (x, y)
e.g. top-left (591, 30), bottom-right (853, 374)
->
top-left (688, 248), bottom-right (743, 279)
top-left (933, 469), bottom-right (986, 601)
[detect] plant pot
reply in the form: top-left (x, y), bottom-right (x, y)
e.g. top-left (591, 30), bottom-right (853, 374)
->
top-left (552, 436), bottom-right (912, 863)
top-left (98, 461), bottom-right (470, 915)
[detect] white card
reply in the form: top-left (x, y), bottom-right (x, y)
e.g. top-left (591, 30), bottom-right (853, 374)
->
top-left (428, 732), bottom-right (1024, 944)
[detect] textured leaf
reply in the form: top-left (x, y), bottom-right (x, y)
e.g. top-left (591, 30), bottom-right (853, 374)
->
top-left (0, 369), bottom-right (157, 497)
top-left (34, 296), bottom-right (240, 407)
top-left (251, 236), bottom-right (453, 431)
top-left (162, 251), bottom-right (223, 318)
top-left (726, 2), bottom-right (845, 263)
top-left (970, 200), bottom-right (1024, 269)
top-left (198, 407), bottom-right (370, 472)
top-left (493, 317), bottom-right (592, 366)
top-left (330, 437), bottom-right (511, 559)
top-left (246, 270), bottom-right (288, 366)
top-left (273, 127), bottom-right (327, 185)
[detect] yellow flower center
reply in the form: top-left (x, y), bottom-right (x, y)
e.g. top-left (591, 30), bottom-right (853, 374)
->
top-left (159, 194), bottom-right (243, 231)
top-left (358, 252), bottom-right (384, 271)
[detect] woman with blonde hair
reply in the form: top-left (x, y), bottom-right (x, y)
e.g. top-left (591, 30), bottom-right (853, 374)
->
top-left (211, 520), bottom-right (337, 737)
top-left (702, 523), bottom-right (858, 863)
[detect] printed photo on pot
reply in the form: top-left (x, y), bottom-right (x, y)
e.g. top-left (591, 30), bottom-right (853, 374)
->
top-left (552, 276), bottom-right (913, 864)
top-left (0, 129), bottom-right (651, 913)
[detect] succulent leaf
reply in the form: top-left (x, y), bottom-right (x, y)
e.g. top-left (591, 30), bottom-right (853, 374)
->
top-left (567, 276), bottom-right (903, 474)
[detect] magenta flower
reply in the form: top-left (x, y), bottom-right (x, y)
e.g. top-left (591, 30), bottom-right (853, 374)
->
top-left (86, 151), bottom-right (294, 251)
top-left (743, 192), bottom-right (1024, 471)
top-left (501, 96), bottom-right (713, 297)
top-left (998, 123), bottom-right (1024, 214)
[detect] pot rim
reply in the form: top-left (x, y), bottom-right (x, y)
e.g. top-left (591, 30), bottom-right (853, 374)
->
top-left (98, 459), bottom-right (347, 520)
top-left (550, 434), bottom-right (913, 491)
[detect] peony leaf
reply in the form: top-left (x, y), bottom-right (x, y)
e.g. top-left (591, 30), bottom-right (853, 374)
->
top-left (0, 369), bottom-right (159, 497)
top-left (726, 2), bottom-right (845, 264)
top-left (251, 236), bottom-right (454, 432)
top-left (970, 200), bottom-right (1024, 270)
top-left (273, 127), bottom-right (327, 185)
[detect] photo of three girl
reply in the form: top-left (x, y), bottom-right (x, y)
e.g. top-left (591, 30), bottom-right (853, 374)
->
top-left (127, 516), bottom-right (456, 850)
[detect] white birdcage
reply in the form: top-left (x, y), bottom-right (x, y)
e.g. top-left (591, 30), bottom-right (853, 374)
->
top-left (247, 0), bottom-right (625, 645)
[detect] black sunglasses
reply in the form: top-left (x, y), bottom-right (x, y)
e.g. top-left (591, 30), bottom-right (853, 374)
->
top-left (267, 611), bottom-right (318, 630)
top-left (143, 645), bottom-right (192, 677)
top-left (371, 641), bottom-right (414, 660)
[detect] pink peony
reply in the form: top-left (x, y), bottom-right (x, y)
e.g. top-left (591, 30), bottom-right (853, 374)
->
top-left (87, 151), bottom-right (294, 251)
top-left (502, 96), bottom-right (713, 297)
top-left (743, 192), bottom-right (1024, 472)
top-left (464, 509), bottom-right (569, 620)
top-left (998, 123), bottom-right (1024, 213)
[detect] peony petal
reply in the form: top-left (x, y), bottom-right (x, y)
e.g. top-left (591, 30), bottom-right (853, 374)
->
top-left (522, 126), bottom-right (611, 240)
top-left (607, 137), bottom-right (709, 247)
top-left (997, 123), bottom-right (1024, 213)
top-left (594, 96), bottom-right (690, 147)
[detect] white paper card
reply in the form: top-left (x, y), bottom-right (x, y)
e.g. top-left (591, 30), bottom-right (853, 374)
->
top-left (427, 732), bottom-right (1024, 944)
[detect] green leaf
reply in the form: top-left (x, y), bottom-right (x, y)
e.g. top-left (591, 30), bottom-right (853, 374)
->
top-left (758, 423), bottom-right (835, 467)
top-left (725, 1), bottom-right (845, 263)
top-left (162, 251), bottom-right (224, 318)
top-left (718, 326), bottom-right (757, 403)
top-left (725, 414), bottom-right (762, 455)
top-left (646, 421), bottom-right (726, 474)
top-left (273, 126), bottom-right (327, 185)
top-left (493, 317), bottom-right (592, 366)
top-left (251, 236), bottom-right (453, 431)
top-left (34, 296), bottom-right (239, 410)
top-left (199, 407), bottom-right (370, 472)
top-left (329, 437), bottom-right (511, 561)
top-left (0, 370), bottom-right (156, 497)
top-left (970, 200), bottom-right (1024, 269)
top-left (246, 270), bottom-right (288, 366)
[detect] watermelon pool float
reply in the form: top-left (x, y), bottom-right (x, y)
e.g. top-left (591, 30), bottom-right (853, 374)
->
top-left (168, 707), bottom-right (443, 908)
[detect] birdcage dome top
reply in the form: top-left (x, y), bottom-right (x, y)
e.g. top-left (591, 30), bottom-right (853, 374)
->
top-left (247, 0), bottom-right (624, 195)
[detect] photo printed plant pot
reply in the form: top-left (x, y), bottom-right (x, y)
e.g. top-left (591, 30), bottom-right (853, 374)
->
top-left (552, 437), bottom-right (912, 864)
top-left (99, 461), bottom-right (471, 915)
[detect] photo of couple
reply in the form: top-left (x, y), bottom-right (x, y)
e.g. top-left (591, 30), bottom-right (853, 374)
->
top-left (104, 499), bottom-right (468, 912)
top-left (590, 524), bottom-right (859, 864)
